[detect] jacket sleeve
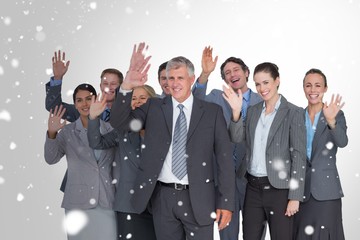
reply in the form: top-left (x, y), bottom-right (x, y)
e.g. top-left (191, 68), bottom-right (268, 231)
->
top-left (44, 130), bottom-right (66, 165)
top-left (45, 81), bottom-right (79, 122)
top-left (88, 118), bottom-right (120, 149)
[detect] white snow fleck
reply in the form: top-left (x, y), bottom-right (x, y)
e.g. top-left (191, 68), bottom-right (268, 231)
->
top-left (3, 17), bottom-right (11, 26)
top-left (125, 7), bottom-right (134, 14)
top-left (17, 193), bottom-right (25, 202)
top-left (304, 225), bottom-right (314, 235)
top-left (11, 59), bottom-right (20, 68)
top-left (129, 119), bottom-right (142, 132)
top-left (63, 210), bottom-right (88, 235)
top-left (10, 142), bottom-right (17, 150)
top-left (0, 177), bottom-right (5, 185)
top-left (89, 2), bottom-right (97, 10)
top-left (0, 110), bottom-right (11, 122)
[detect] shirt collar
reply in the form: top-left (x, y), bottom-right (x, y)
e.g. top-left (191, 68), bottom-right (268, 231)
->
top-left (262, 95), bottom-right (282, 111)
top-left (172, 94), bottom-right (193, 111)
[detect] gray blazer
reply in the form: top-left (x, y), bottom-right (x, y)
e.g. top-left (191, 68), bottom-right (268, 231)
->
top-left (229, 96), bottom-right (307, 201)
top-left (303, 110), bottom-right (348, 201)
top-left (87, 118), bottom-right (142, 213)
top-left (44, 118), bottom-right (116, 210)
top-left (110, 92), bottom-right (235, 226)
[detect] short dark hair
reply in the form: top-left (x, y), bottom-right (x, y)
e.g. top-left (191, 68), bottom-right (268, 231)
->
top-left (220, 57), bottom-right (249, 81)
top-left (73, 83), bottom-right (97, 103)
top-left (254, 62), bottom-right (280, 80)
top-left (303, 68), bottom-right (327, 88)
top-left (100, 68), bottom-right (123, 85)
top-left (158, 61), bottom-right (168, 81)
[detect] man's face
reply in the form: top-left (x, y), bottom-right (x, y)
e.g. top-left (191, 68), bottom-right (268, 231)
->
top-left (159, 69), bottom-right (170, 95)
top-left (167, 66), bottom-right (195, 103)
top-left (100, 73), bottom-right (120, 103)
top-left (223, 61), bottom-right (249, 91)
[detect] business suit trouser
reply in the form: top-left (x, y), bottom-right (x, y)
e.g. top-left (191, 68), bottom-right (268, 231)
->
top-left (243, 174), bottom-right (293, 240)
top-left (116, 210), bottom-right (156, 240)
top-left (150, 182), bottom-right (213, 240)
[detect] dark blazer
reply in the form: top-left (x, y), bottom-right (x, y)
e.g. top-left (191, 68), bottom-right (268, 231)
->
top-left (110, 92), bottom-right (235, 225)
top-left (303, 110), bottom-right (348, 201)
top-left (193, 81), bottom-right (263, 173)
top-left (87, 118), bottom-right (143, 213)
top-left (45, 81), bottom-right (79, 122)
top-left (229, 96), bottom-right (307, 201)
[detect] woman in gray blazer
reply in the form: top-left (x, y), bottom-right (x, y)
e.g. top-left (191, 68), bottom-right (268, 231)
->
top-left (87, 85), bottom-right (157, 240)
top-left (223, 62), bottom-right (307, 240)
top-left (294, 69), bottom-right (348, 240)
top-left (44, 84), bottom-right (116, 240)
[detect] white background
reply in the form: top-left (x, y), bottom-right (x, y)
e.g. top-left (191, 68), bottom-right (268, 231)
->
top-left (0, 0), bottom-right (359, 239)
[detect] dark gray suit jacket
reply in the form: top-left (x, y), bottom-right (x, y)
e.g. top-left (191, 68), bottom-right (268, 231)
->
top-left (45, 81), bottom-right (79, 122)
top-left (87, 118), bottom-right (143, 213)
top-left (193, 81), bottom-right (263, 173)
top-left (303, 110), bottom-right (348, 201)
top-left (110, 92), bottom-right (235, 225)
top-left (229, 96), bottom-right (307, 201)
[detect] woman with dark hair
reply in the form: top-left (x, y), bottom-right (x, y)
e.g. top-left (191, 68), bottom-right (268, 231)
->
top-left (44, 83), bottom-right (116, 240)
top-left (223, 62), bottom-right (307, 240)
top-left (293, 69), bottom-right (347, 239)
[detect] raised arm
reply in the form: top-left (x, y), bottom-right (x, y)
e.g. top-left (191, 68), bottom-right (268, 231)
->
top-left (44, 105), bottom-right (67, 165)
top-left (192, 46), bottom-right (218, 99)
top-left (110, 42), bottom-right (151, 130)
top-left (45, 50), bottom-right (79, 122)
top-left (88, 94), bottom-right (120, 149)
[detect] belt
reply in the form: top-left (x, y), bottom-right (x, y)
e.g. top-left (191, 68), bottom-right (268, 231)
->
top-left (158, 181), bottom-right (189, 190)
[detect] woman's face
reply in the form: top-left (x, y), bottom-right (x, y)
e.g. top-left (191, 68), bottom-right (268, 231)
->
top-left (74, 90), bottom-right (93, 117)
top-left (303, 73), bottom-right (327, 105)
top-left (131, 87), bottom-right (150, 110)
top-left (254, 71), bottom-right (280, 102)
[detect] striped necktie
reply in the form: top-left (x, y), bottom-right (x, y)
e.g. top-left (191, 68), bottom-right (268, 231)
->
top-left (172, 104), bottom-right (188, 180)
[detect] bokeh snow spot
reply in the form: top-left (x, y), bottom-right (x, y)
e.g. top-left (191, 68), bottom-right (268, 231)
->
top-left (10, 142), bottom-right (17, 150)
top-left (0, 110), bottom-right (11, 122)
top-left (289, 178), bottom-right (299, 190)
top-left (17, 193), bottom-right (24, 202)
top-left (325, 141), bottom-right (334, 150)
top-left (304, 225), bottom-right (314, 235)
top-left (0, 177), bottom-right (5, 185)
top-left (129, 119), bottom-right (142, 132)
top-left (63, 210), bottom-right (88, 235)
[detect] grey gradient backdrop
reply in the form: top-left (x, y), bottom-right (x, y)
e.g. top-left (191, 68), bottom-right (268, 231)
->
top-left (0, 0), bottom-right (359, 239)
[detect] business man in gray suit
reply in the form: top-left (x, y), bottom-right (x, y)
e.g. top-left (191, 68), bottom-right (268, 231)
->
top-left (110, 44), bottom-right (235, 240)
top-left (192, 47), bottom-right (264, 240)
top-left (225, 62), bottom-right (306, 240)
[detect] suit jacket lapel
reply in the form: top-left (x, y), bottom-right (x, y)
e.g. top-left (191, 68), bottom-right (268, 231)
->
top-left (161, 96), bottom-right (173, 136)
top-left (75, 118), bottom-right (97, 166)
top-left (187, 98), bottom-right (204, 141)
top-left (266, 97), bottom-right (289, 149)
top-left (311, 110), bottom-right (326, 158)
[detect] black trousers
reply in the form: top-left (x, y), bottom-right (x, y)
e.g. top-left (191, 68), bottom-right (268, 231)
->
top-left (242, 174), bottom-right (293, 240)
top-left (116, 210), bottom-right (157, 240)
